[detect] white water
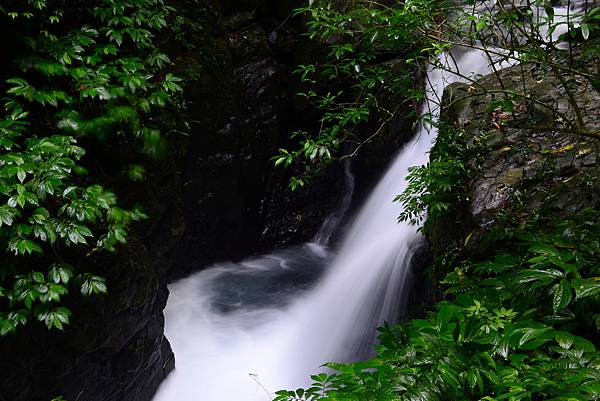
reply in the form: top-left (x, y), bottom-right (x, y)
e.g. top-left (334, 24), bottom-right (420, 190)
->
top-left (313, 160), bottom-right (355, 245)
top-left (153, 49), bottom-right (497, 401)
top-left (470, 0), bottom-right (587, 49)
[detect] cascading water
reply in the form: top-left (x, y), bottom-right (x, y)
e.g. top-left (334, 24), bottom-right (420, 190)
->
top-left (153, 49), bottom-right (495, 401)
top-left (313, 159), bottom-right (355, 245)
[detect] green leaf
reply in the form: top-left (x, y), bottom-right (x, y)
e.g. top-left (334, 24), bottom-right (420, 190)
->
top-left (572, 278), bottom-right (600, 300)
top-left (16, 168), bottom-right (26, 183)
top-left (80, 275), bottom-right (107, 296)
top-left (36, 307), bottom-right (71, 330)
top-left (68, 230), bottom-right (86, 244)
top-left (0, 318), bottom-right (16, 336)
top-left (0, 207), bottom-right (15, 226)
top-left (49, 265), bottom-right (73, 284)
top-left (581, 23), bottom-right (590, 40)
top-left (12, 239), bottom-right (43, 255)
top-left (528, 243), bottom-right (561, 258)
top-left (63, 186), bottom-right (77, 197)
top-left (515, 268), bottom-right (563, 285)
top-left (436, 303), bottom-right (458, 330)
top-left (16, 194), bottom-right (25, 208)
top-left (32, 272), bottom-right (45, 283)
top-left (552, 279), bottom-right (573, 313)
top-left (571, 335), bottom-right (596, 352)
top-left (555, 331), bottom-right (574, 349)
top-left (511, 326), bottom-right (552, 348)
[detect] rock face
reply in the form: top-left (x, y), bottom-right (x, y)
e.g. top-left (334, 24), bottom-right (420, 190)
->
top-left (0, 243), bottom-right (173, 401)
top-left (172, 0), bottom-right (413, 277)
top-left (0, 150), bottom-right (184, 401)
top-left (429, 56), bottom-right (600, 259)
top-left (172, 1), bottom-right (334, 278)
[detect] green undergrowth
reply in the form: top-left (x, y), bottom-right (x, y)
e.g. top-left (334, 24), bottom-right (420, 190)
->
top-left (276, 105), bottom-right (600, 401)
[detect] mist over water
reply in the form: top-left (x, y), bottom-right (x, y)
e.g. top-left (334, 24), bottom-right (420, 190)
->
top-left (153, 40), bottom-right (518, 401)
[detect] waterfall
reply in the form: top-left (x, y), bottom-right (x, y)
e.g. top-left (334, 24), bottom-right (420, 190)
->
top-left (152, 48), bottom-right (497, 401)
top-left (313, 160), bottom-right (355, 245)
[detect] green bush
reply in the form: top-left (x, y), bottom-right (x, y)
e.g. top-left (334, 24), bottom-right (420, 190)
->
top-left (0, 0), bottom-right (183, 334)
top-left (396, 123), bottom-right (472, 229)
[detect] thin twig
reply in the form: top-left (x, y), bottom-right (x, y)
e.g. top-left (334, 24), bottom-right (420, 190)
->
top-left (550, 65), bottom-right (586, 130)
top-left (248, 373), bottom-right (274, 401)
top-left (422, 32), bottom-right (596, 80)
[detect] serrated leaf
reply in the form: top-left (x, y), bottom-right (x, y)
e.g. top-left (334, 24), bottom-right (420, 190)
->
top-left (555, 331), bottom-right (573, 349)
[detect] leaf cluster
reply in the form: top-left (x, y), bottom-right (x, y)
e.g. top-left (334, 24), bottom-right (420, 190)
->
top-left (0, 0), bottom-right (182, 334)
top-left (273, 0), bottom-right (441, 188)
top-left (396, 122), bottom-right (477, 229)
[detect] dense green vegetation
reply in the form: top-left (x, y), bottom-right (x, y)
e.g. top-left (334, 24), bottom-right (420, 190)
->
top-left (276, 0), bottom-right (600, 187)
top-left (0, 0), bottom-right (184, 335)
top-left (276, 209), bottom-right (600, 399)
top-left (396, 122), bottom-right (475, 229)
top-left (276, 0), bottom-right (600, 400)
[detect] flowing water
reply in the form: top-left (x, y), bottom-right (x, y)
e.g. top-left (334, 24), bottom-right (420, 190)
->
top-left (152, 2), bottom-right (586, 396)
top-left (152, 48), bottom-right (497, 401)
top-left (313, 160), bottom-right (355, 245)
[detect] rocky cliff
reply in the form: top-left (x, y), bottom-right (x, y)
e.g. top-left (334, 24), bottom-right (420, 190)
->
top-left (0, 151), bottom-right (182, 401)
top-left (425, 50), bottom-right (600, 301)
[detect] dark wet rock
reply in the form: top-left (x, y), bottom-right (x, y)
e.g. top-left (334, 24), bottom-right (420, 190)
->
top-left (0, 115), bottom-right (191, 401)
top-left (172, 1), bottom-right (417, 279)
top-left (0, 222), bottom-right (178, 401)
